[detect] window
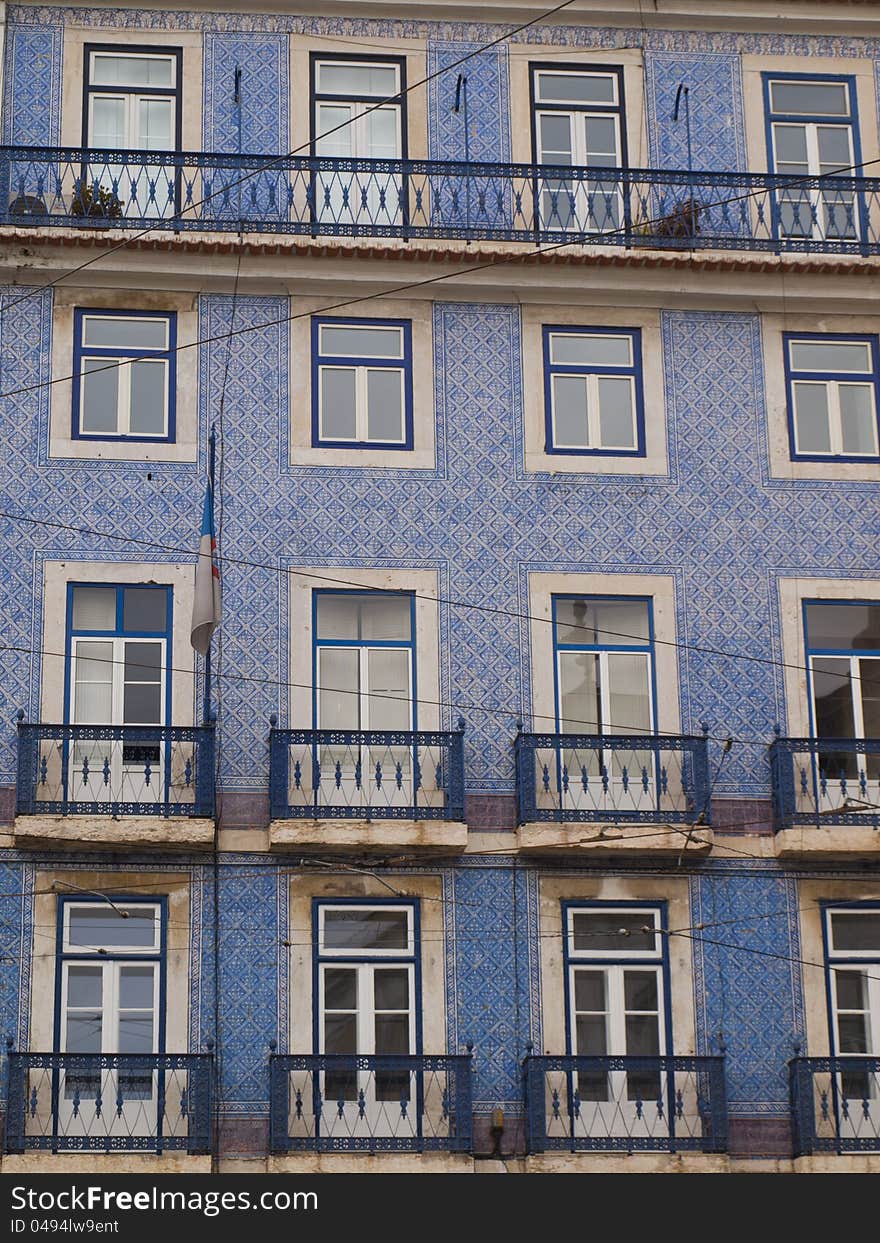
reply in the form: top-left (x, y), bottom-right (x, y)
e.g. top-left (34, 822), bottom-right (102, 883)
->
top-left (543, 327), bottom-right (643, 454)
top-left (553, 596), bottom-right (655, 736)
top-left (804, 600), bottom-right (880, 795)
top-left (83, 46), bottom-right (182, 219)
top-left (550, 595), bottom-right (657, 813)
top-left (311, 590), bottom-right (416, 808)
top-left (530, 64), bottom-right (626, 232)
top-left (56, 898), bottom-right (164, 1138)
top-left (564, 903), bottom-right (668, 1122)
top-left (65, 583), bottom-right (171, 804)
top-left (311, 56), bottom-right (406, 228)
top-left (72, 310), bottom-right (176, 441)
top-left (314, 591), bottom-right (414, 732)
top-left (763, 74), bottom-right (861, 241)
top-left (315, 900), bottom-right (418, 1130)
top-left (823, 904), bottom-right (880, 1114)
top-left (784, 334), bottom-right (879, 460)
top-left (312, 318), bottom-right (412, 449)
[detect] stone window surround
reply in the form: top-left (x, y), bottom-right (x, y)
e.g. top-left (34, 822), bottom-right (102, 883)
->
top-left (290, 297), bottom-right (436, 471)
top-left (287, 565), bottom-right (442, 733)
top-left (49, 288), bottom-right (199, 464)
top-left (526, 570), bottom-right (682, 736)
top-left (762, 313), bottom-right (880, 483)
top-left (521, 304), bottom-right (668, 477)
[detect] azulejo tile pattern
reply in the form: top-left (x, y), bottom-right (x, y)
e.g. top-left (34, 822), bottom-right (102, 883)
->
top-left (427, 41), bottom-right (511, 164)
top-left (2, 299), bottom-right (879, 795)
top-left (690, 866), bottom-right (805, 1115)
top-left (2, 24), bottom-right (62, 146)
top-left (644, 53), bottom-right (746, 173)
top-left (203, 33), bottom-right (289, 157)
top-left (447, 860), bottom-right (541, 1112)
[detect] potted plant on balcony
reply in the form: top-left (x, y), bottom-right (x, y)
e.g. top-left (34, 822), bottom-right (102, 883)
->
top-left (634, 197), bottom-right (701, 245)
top-left (69, 180), bottom-right (124, 225)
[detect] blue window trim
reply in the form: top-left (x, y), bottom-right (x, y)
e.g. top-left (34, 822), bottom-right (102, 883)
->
top-left (63, 582), bottom-right (173, 728)
top-left (782, 332), bottom-right (880, 462)
top-left (820, 900), bottom-right (880, 1059)
top-left (561, 900), bottom-right (673, 1059)
top-left (802, 597), bottom-right (880, 740)
top-left (541, 325), bottom-right (645, 457)
top-left (53, 895), bottom-right (168, 1056)
top-left (528, 62), bottom-right (629, 169)
top-left (761, 72), bottom-right (865, 241)
top-left (310, 316), bottom-right (414, 450)
top-left (311, 897), bottom-right (423, 1056)
top-left (72, 308), bottom-right (178, 444)
top-left (311, 589), bottom-right (417, 731)
top-left (551, 594), bottom-right (658, 735)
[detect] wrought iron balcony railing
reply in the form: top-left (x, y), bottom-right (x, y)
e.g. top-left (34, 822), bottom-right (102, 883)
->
top-left (15, 721), bottom-right (216, 818)
top-left (515, 730), bottom-right (710, 825)
top-left (2, 145), bottom-right (879, 254)
top-left (268, 1053), bottom-right (474, 1153)
top-left (268, 723), bottom-right (465, 821)
top-left (4, 1051), bottom-right (214, 1154)
top-left (769, 736), bottom-right (880, 830)
top-left (790, 1057), bottom-right (880, 1155)
top-left (523, 1054), bottom-right (728, 1154)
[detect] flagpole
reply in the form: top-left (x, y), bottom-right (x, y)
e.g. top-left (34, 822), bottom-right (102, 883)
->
top-left (203, 423), bottom-right (217, 725)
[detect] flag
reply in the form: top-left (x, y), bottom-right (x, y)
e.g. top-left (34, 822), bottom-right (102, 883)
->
top-left (191, 481), bottom-right (221, 655)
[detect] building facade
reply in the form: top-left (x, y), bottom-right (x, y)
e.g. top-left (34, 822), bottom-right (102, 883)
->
top-left (0, 0), bottom-right (878, 1173)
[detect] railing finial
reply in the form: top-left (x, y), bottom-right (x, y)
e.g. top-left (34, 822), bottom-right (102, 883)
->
top-left (15, 708), bottom-right (24, 722)
top-left (205, 1037), bottom-right (215, 1052)
top-left (269, 713), bottom-right (277, 728)
top-left (773, 722), bottom-right (782, 737)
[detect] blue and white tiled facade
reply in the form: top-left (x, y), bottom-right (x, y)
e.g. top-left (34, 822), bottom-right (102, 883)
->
top-left (0, 1), bottom-right (878, 1168)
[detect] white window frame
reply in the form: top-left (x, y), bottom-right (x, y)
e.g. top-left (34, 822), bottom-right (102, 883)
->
top-left (70, 635), bottom-right (166, 727)
top-left (566, 905), bottom-right (663, 961)
top-left (317, 903), bottom-right (416, 959)
top-left (87, 51), bottom-right (178, 150)
top-left (62, 901), bottom-right (162, 954)
top-left (76, 312), bottom-right (172, 441)
top-left (786, 337), bottom-right (879, 460)
top-left (316, 322), bottom-right (407, 447)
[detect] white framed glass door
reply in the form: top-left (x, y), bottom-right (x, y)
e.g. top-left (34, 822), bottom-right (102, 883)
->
top-left (765, 77), bottom-right (860, 242)
top-left (532, 68), bottom-right (624, 234)
top-left (316, 904), bottom-right (418, 1141)
top-left (553, 596), bottom-right (656, 813)
top-left (825, 908), bottom-right (880, 1142)
top-left (54, 902), bottom-right (164, 1145)
top-left (313, 592), bottom-right (414, 809)
top-left (85, 50), bottom-right (179, 219)
top-left (312, 59), bottom-right (404, 229)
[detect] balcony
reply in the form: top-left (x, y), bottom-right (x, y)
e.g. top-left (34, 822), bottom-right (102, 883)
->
top-left (14, 720), bottom-right (215, 850)
top-left (268, 1054), bottom-right (473, 1156)
top-left (267, 723), bottom-right (467, 852)
top-left (4, 1052), bottom-right (214, 1156)
top-left (2, 146), bottom-right (879, 255)
top-left (770, 736), bottom-right (880, 856)
top-left (514, 731), bottom-right (712, 854)
top-left (790, 1057), bottom-right (880, 1156)
top-left (523, 1054), bottom-right (728, 1157)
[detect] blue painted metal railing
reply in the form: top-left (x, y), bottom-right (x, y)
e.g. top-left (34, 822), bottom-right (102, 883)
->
top-left (269, 1054), bottom-right (474, 1153)
top-left (268, 723), bottom-right (465, 821)
top-left (790, 1057), bottom-right (880, 1154)
top-left (15, 721), bottom-right (216, 818)
top-left (523, 1054), bottom-right (728, 1154)
top-left (515, 731), bottom-right (710, 825)
top-left (4, 1051), bottom-right (214, 1154)
top-left (2, 145), bottom-right (879, 253)
top-left (769, 735), bottom-right (880, 830)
